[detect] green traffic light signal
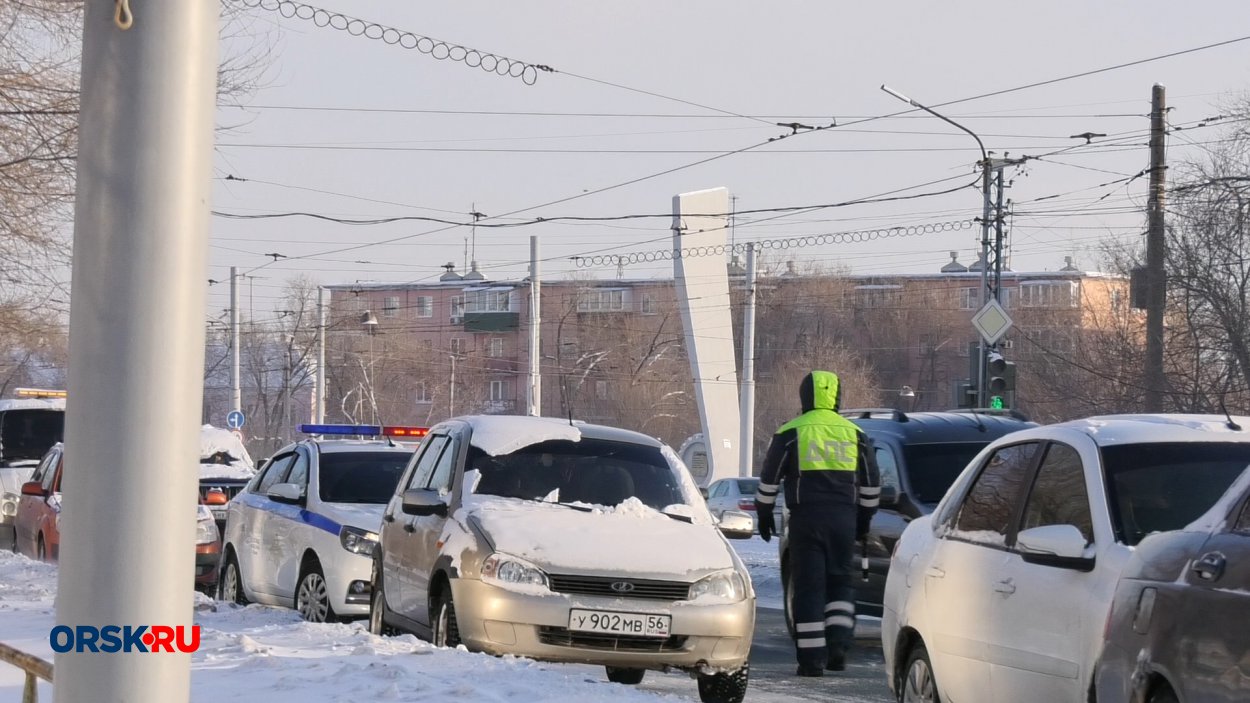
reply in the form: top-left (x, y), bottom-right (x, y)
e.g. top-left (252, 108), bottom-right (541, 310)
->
top-left (990, 396), bottom-right (1004, 410)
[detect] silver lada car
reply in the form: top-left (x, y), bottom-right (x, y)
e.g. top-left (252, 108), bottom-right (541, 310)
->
top-left (369, 415), bottom-right (756, 703)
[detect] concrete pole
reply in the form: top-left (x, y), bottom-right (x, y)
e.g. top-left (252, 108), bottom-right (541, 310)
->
top-left (57, 1), bottom-right (218, 702)
top-left (449, 354), bottom-right (457, 416)
top-left (976, 160), bottom-right (993, 408)
top-left (231, 266), bottom-right (241, 413)
top-left (316, 287), bottom-right (327, 423)
top-left (1144, 84), bottom-right (1167, 412)
top-left (528, 236), bottom-right (542, 416)
top-left (738, 243), bottom-right (757, 477)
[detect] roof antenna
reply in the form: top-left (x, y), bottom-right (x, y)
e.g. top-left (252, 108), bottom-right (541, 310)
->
top-left (1219, 395), bottom-right (1242, 431)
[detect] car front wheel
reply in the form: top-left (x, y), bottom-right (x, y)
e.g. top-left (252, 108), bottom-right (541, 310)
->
top-left (697, 664), bottom-right (748, 703)
top-left (900, 643), bottom-right (941, 703)
top-left (296, 562), bottom-right (337, 623)
top-left (432, 587), bottom-right (461, 648)
top-left (369, 556), bottom-right (399, 636)
top-left (219, 552), bottom-right (249, 605)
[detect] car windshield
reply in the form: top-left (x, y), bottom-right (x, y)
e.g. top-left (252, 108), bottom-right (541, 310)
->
top-left (469, 438), bottom-right (685, 510)
top-left (1102, 442), bottom-right (1250, 545)
top-left (0, 410), bottom-right (64, 463)
top-left (903, 442), bottom-right (990, 504)
top-left (317, 451), bottom-right (409, 504)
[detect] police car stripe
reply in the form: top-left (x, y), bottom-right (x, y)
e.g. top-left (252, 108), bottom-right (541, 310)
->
top-left (236, 492), bottom-right (342, 536)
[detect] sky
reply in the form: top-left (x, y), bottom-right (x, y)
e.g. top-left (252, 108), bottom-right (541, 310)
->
top-left (205, 0), bottom-right (1250, 323)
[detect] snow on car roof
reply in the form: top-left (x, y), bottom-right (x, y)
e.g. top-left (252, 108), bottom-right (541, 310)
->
top-left (461, 414), bottom-right (661, 456)
top-left (313, 439), bottom-right (417, 454)
top-left (0, 398), bottom-right (65, 412)
top-left (1056, 414), bottom-right (1250, 446)
top-left (199, 425), bottom-right (256, 480)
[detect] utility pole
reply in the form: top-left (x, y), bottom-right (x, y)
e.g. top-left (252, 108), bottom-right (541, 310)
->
top-left (1144, 84), bottom-right (1168, 412)
top-left (316, 287), bottom-right (326, 423)
top-left (231, 266), bottom-right (241, 414)
top-left (527, 236), bottom-right (542, 416)
top-left (283, 335), bottom-right (292, 443)
top-left (449, 354), bottom-right (457, 417)
top-left (738, 242), bottom-right (757, 478)
top-left (57, 1), bottom-right (218, 701)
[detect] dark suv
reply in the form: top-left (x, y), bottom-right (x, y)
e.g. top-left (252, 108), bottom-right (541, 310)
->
top-left (779, 408), bottom-right (1036, 629)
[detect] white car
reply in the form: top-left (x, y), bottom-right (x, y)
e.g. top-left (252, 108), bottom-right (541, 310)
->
top-left (219, 425), bottom-right (420, 621)
top-left (882, 414), bottom-right (1250, 703)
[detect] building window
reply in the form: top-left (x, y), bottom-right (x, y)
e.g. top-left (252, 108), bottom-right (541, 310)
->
top-left (1019, 281), bottom-right (1079, 309)
top-left (958, 287), bottom-right (978, 310)
top-left (595, 380), bottom-right (609, 400)
top-left (450, 296), bottom-right (465, 319)
top-left (466, 290), bottom-right (510, 313)
top-left (578, 288), bottom-right (626, 312)
top-left (383, 296), bottom-right (400, 317)
top-left (640, 294), bottom-right (657, 315)
top-left (855, 285), bottom-right (902, 309)
top-left (415, 296), bottom-right (433, 318)
top-left (450, 337), bottom-right (465, 355)
top-left (488, 338), bottom-right (504, 358)
top-left (489, 380), bottom-right (506, 401)
top-left (415, 382), bottom-right (430, 403)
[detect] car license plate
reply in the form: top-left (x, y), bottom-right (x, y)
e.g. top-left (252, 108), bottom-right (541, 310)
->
top-left (568, 609), bottom-right (670, 637)
top-left (210, 507), bottom-right (227, 521)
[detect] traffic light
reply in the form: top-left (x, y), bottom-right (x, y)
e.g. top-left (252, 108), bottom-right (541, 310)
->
top-left (986, 351), bottom-right (1017, 409)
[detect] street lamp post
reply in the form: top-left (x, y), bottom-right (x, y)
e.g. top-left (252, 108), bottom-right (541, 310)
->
top-left (361, 310), bottom-right (380, 425)
top-left (881, 85), bottom-right (994, 407)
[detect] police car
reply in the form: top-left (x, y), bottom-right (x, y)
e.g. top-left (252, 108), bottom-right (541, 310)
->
top-left (218, 424), bottom-right (423, 622)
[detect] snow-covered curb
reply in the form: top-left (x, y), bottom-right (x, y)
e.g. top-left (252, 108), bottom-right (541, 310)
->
top-left (0, 551), bottom-right (697, 702)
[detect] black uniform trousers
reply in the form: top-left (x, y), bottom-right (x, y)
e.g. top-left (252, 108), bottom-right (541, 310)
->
top-left (787, 503), bottom-right (857, 668)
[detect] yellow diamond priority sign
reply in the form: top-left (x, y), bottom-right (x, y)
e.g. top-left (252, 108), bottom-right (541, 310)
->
top-left (971, 299), bottom-right (1013, 345)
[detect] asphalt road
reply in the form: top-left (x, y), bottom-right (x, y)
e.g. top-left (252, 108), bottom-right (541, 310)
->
top-left (626, 606), bottom-right (895, 702)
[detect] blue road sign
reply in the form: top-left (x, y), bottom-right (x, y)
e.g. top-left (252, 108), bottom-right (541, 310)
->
top-left (226, 410), bottom-right (245, 430)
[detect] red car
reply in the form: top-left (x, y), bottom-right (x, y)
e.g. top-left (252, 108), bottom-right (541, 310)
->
top-left (14, 444), bottom-right (62, 561)
top-left (16, 444), bottom-right (222, 591)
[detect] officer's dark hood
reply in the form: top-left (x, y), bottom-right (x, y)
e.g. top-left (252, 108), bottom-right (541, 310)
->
top-left (799, 371), bottom-right (842, 413)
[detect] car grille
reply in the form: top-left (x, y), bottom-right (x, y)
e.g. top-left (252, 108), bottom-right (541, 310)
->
top-left (198, 482), bottom-right (246, 502)
top-left (547, 575), bottom-right (691, 601)
top-left (537, 627), bottom-right (689, 652)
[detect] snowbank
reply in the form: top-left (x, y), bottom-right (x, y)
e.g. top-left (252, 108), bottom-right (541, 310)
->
top-left (0, 551), bottom-right (689, 703)
top-left (0, 398), bottom-right (65, 412)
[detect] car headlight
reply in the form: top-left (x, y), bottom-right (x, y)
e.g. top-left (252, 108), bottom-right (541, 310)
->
top-left (688, 569), bottom-right (747, 602)
top-left (480, 553), bottom-right (549, 592)
top-left (195, 505), bottom-right (219, 545)
top-left (2, 496), bottom-right (17, 517)
top-left (339, 526), bottom-right (378, 556)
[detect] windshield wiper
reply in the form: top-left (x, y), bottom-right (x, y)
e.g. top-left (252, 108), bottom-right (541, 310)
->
top-left (660, 510), bottom-right (693, 523)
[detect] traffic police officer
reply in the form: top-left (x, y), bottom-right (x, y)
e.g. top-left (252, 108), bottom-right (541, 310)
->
top-left (754, 370), bottom-right (881, 677)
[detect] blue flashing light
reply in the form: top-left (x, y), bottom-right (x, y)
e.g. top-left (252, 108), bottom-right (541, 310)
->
top-left (299, 424), bottom-right (382, 436)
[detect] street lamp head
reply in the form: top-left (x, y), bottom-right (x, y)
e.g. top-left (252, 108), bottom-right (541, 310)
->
top-left (880, 84), bottom-right (917, 107)
top-left (899, 385), bottom-right (916, 398)
top-left (361, 310), bottom-right (379, 327)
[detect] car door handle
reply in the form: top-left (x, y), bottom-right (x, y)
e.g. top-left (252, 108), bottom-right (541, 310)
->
top-left (925, 566), bottom-right (946, 579)
top-left (1192, 552), bottom-right (1226, 581)
top-left (403, 522), bottom-right (415, 533)
top-left (994, 578), bottom-right (1016, 595)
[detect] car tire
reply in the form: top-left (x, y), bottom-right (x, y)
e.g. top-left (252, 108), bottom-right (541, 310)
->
top-left (219, 551), bottom-right (249, 605)
top-left (696, 664), bottom-right (748, 703)
top-left (369, 555), bottom-right (399, 636)
top-left (1147, 684), bottom-right (1179, 703)
top-left (900, 643), bottom-right (941, 703)
top-left (605, 666), bottom-right (645, 685)
top-left (36, 534), bottom-right (47, 563)
top-left (432, 587), bottom-right (461, 648)
top-left (296, 561), bottom-right (337, 624)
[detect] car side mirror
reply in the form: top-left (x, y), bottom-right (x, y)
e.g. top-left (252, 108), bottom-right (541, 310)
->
top-left (21, 481), bottom-right (47, 498)
top-left (1016, 524), bottom-right (1094, 571)
top-left (699, 487), bottom-right (709, 500)
top-left (267, 483), bottom-right (304, 505)
top-left (401, 488), bottom-right (448, 517)
top-left (880, 485), bottom-right (899, 507)
top-left (717, 510), bottom-right (755, 540)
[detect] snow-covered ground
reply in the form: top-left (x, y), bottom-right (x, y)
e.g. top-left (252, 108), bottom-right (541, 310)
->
top-left (0, 537), bottom-right (783, 702)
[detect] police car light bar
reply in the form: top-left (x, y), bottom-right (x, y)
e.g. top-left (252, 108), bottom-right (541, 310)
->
top-left (15, 388), bottom-right (67, 399)
top-left (298, 424), bottom-right (428, 438)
